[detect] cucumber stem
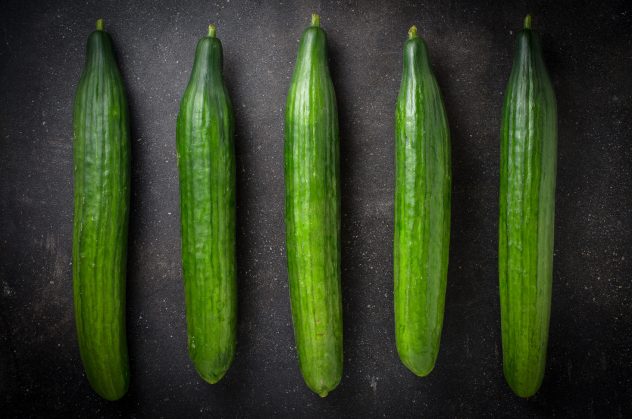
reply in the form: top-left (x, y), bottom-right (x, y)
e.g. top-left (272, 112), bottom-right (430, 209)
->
top-left (524, 14), bottom-right (532, 29)
top-left (311, 13), bottom-right (320, 27)
top-left (408, 25), bottom-right (418, 39)
top-left (96, 18), bottom-right (104, 31)
top-left (208, 24), bottom-right (216, 37)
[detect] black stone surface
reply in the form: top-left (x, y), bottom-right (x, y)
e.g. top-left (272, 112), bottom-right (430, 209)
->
top-left (1, 0), bottom-right (631, 417)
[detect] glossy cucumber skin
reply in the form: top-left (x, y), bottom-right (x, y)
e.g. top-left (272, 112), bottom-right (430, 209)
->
top-left (284, 22), bottom-right (342, 397)
top-left (499, 26), bottom-right (557, 398)
top-left (72, 27), bottom-right (131, 401)
top-left (394, 33), bottom-right (451, 377)
top-left (176, 34), bottom-right (236, 384)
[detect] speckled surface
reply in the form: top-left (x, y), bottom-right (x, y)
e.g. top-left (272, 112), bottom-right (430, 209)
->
top-left (1, 0), bottom-right (631, 417)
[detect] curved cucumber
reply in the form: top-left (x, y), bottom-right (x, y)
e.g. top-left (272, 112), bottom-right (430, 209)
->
top-left (394, 26), bottom-right (451, 377)
top-left (284, 14), bottom-right (343, 397)
top-left (72, 19), bottom-right (131, 401)
top-left (176, 25), bottom-right (237, 384)
top-left (499, 15), bottom-right (557, 397)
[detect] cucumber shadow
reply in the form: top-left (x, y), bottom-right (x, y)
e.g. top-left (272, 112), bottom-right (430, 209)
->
top-left (325, 34), bottom-right (363, 405)
top-left (424, 36), bottom-right (501, 403)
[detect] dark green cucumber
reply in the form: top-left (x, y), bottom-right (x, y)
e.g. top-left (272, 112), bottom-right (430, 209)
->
top-left (499, 15), bottom-right (557, 398)
top-left (284, 14), bottom-right (342, 397)
top-left (176, 24), bottom-right (236, 384)
top-left (394, 26), bottom-right (451, 377)
top-left (72, 19), bottom-right (130, 401)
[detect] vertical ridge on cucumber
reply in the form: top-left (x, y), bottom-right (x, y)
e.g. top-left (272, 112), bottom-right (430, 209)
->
top-left (284, 14), bottom-right (343, 397)
top-left (72, 18), bottom-right (131, 401)
top-left (394, 26), bottom-right (451, 377)
top-left (499, 14), bottom-right (557, 398)
top-left (176, 25), bottom-right (237, 384)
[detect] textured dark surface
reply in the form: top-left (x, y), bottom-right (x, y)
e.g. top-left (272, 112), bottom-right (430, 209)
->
top-left (1, 0), bottom-right (631, 417)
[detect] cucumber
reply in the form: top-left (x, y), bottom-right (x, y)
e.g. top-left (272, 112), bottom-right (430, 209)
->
top-left (176, 24), bottom-right (237, 384)
top-left (393, 26), bottom-right (451, 377)
top-left (499, 15), bottom-right (557, 397)
top-left (72, 19), bottom-right (131, 401)
top-left (284, 14), bottom-right (342, 397)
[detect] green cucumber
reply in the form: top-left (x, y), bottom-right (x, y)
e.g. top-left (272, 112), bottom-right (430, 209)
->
top-left (393, 26), bottom-right (451, 377)
top-left (284, 14), bottom-right (342, 397)
top-left (499, 15), bottom-right (557, 397)
top-left (72, 19), bottom-right (130, 401)
top-left (176, 24), bottom-right (237, 384)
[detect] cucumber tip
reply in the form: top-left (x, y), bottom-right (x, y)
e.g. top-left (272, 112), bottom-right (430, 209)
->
top-left (408, 25), bottom-right (418, 39)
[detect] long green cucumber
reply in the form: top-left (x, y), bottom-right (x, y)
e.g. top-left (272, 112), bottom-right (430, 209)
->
top-left (72, 19), bottom-right (130, 401)
top-left (284, 14), bottom-right (342, 397)
top-left (176, 25), bottom-right (237, 384)
top-left (499, 15), bottom-right (557, 397)
top-left (393, 26), bottom-right (451, 377)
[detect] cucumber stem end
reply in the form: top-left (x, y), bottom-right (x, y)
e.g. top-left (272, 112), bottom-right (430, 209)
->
top-left (408, 25), bottom-right (418, 39)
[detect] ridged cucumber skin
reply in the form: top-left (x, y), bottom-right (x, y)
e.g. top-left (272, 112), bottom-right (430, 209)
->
top-left (499, 16), bottom-right (557, 398)
top-left (72, 22), bottom-right (130, 401)
top-left (176, 28), bottom-right (237, 384)
top-left (394, 27), bottom-right (451, 377)
top-left (284, 15), bottom-right (342, 397)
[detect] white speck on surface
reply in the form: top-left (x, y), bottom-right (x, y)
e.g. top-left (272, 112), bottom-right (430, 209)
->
top-left (3, 281), bottom-right (14, 297)
top-left (370, 376), bottom-right (378, 393)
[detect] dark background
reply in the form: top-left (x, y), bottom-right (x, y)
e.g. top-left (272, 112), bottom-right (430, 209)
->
top-left (1, 0), bottom-right (631, 417)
